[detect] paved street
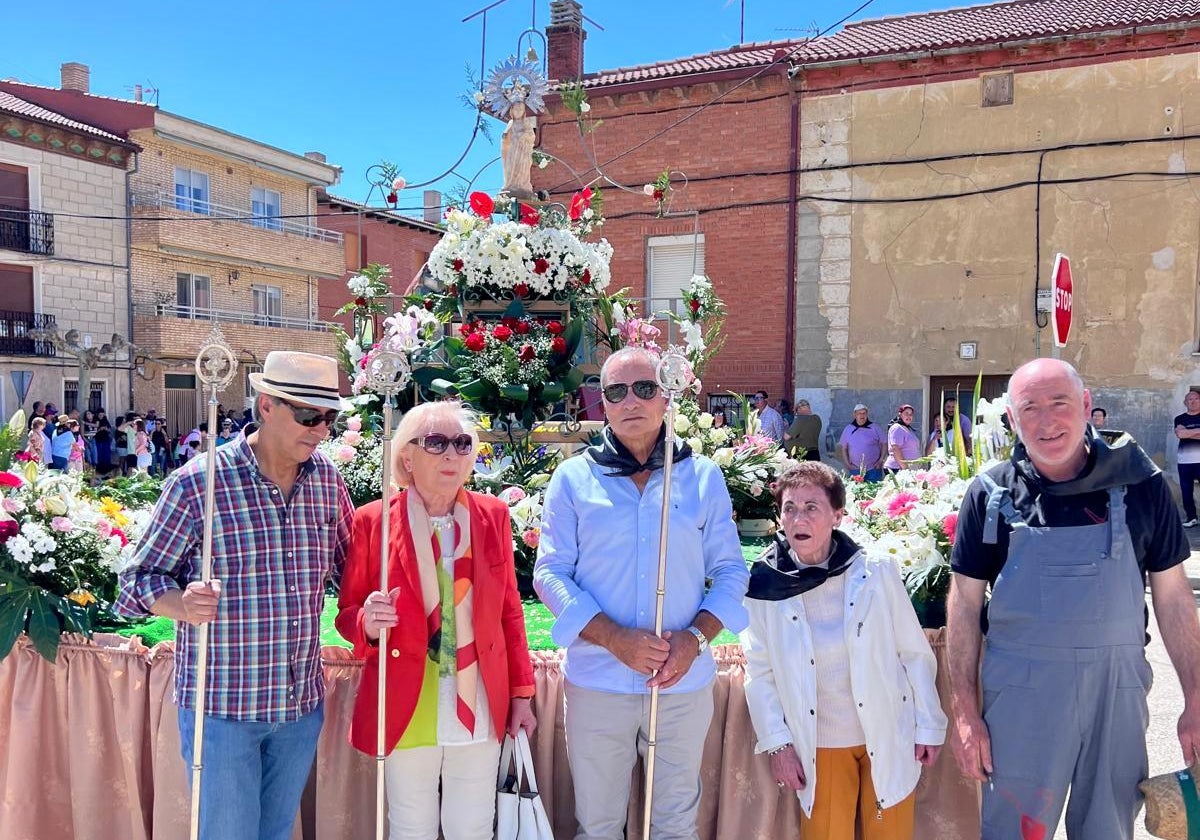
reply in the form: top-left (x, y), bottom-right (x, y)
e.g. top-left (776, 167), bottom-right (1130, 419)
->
top-left (1048, 531), bottom-right (1200, 840)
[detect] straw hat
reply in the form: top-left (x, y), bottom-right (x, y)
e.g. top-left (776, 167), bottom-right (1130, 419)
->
top-left (247, 351), bottom-right (350, 412)
top-left (1140, 765), bottom-right (1200, 839)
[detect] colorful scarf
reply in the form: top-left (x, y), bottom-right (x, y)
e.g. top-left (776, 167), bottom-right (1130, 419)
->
top-left (407, 488), bottom-right (478, 734)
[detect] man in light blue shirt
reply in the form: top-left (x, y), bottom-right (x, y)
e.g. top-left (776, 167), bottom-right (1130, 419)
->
top-left (534, 346), bottom-right (749, 840)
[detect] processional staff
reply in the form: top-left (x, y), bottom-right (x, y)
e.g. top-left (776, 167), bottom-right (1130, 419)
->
top-left (642, 347), bottom-right (700, 839)
top-left (362, 346), bottom-right (413, 840)
top-left (189, 325), bottom-right (238, 840)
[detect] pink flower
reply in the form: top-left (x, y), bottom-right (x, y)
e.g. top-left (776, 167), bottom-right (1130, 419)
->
top-left (51, 517), bottom-right (75, 533)
top-left (110, 528), bottom-right (128, 547)
top-left (336, 445), bottom-right (357, 462)
top-left (522, 529), bottom-right (540, 548)
top-left (913, 470), bottom-right (949, 489)
top-left (341, 429), bottom-right (362, 447)
top-left (0, 471), bottom-right (22, 487)
top-left (942, 512), bottom-right (959, 544)
top-left (886, 491), bottom-right (920, 518)
top-left (2, 498), bottom-right (20, 513)
top-left (499, 486), bottom-right (527, 505)
top-left (96, 519), bottom-right (113, 539)
top-left (346, 416), bottom-right (362, 432)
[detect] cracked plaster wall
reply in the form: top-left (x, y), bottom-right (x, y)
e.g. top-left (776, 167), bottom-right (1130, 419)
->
top-left (798, 51), bottom-right (1200, 464)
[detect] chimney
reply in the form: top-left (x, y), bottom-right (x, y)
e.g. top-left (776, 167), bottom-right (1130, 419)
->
top-left (134, 84), bottom-right (143, 102)
top-left (423, 190), bottom-right (441, 224)
top-left (60, 62), bottom-right (90, 93)
top-left (304, 151), bottom-right (327, 163)
top-left (547, 0), bottom-right (586, 82)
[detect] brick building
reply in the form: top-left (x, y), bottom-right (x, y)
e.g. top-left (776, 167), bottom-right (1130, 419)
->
top-left (536, 0), bottom-right (1200, 464)
top-left (0, 66), bottom-right (344, 438)
top-left (315, 191), bottom-right (443, 388)
top-left (0, 77), bottom-right (138, 419)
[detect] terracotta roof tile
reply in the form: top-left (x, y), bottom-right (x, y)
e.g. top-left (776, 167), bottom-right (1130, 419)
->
top-left (0, 90), bottom-right (129, 144)
top-left (579, 0), bottom-right (1200, 88)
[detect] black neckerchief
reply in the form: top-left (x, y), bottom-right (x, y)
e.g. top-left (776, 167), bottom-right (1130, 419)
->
top-left (849, 420), bottom-right (874, 431)
top-left (746, 529), bottom-right (861, 601)
top-left (1011, 424), bottom-right (1158, 496)
top-left (585, 424), bottom-right (693, 478)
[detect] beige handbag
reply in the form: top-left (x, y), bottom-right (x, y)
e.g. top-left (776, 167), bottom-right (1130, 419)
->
top-left (496, 729), bottom-right (553, 840)
top-left (1140, 764), bottom-right (1200, 839)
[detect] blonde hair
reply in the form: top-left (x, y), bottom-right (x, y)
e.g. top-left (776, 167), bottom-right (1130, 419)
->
top-left (391, 401), bottom-right (479, 488)
top-left (30, 417), bottom-right (46, 431)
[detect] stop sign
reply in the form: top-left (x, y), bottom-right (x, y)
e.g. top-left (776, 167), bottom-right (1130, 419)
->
top-left (1051, 253), bottom-right (1072, 348)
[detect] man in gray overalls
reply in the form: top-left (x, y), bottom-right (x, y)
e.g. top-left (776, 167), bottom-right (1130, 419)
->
top-left (945, 359), bottom-right (1200, 839)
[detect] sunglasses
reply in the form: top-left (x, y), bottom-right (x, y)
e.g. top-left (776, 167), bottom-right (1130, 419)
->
top-left (279, 400), bottom-right (340, 428)
top-left (410, 433), bottom-right (475, 456)
top-left (602, 379), bottom-right (659, 403)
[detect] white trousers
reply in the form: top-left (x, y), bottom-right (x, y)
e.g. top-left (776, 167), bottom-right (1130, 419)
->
top-left (564, 681), bottom-right (715, 840)
top-left (384, 738), bottom-right (502, 840)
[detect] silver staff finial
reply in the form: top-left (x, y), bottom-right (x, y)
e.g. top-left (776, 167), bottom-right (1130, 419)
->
top-left (363, 346), bottom-right (412, 400)
top-left (655, 347), bottom-right (698, 396)
top-left (195, 325), bottom-right (237, 391)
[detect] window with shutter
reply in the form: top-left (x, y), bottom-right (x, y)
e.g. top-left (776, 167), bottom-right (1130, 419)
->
top-left (647, 234), bottom-right (705, 318)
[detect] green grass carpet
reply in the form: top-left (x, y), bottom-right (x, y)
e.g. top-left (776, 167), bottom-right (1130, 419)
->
top-left (113, 536), bottom-right (773, 650)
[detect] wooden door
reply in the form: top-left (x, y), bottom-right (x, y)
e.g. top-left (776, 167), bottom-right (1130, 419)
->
top-left (928, 374), bottom-right (1008, 431)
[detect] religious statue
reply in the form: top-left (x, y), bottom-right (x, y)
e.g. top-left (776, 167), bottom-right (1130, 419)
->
top-left (501, 97), bottom-right (538, 199)
top-left (484, 55), bottom-right (549, 202)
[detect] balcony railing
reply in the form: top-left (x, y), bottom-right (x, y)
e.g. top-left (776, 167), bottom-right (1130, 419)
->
top-left (131, 190), bottom-right (343, 244)
top-left (0, 311), bottom-right (57, 356)
top-left (136, 302), bottom-right (335, 332)
top-left (0, 205), bottom-right (54, 255)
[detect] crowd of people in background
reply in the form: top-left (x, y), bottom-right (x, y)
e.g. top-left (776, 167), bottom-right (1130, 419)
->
top-left (21, 400), bottom-right (255, 479)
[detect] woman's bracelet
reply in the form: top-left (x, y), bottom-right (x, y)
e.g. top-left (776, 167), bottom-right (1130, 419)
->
top-left (767, 744), bottom-right (792, 757)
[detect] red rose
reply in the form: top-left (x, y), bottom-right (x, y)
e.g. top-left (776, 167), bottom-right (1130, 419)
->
top-left (0, 472), bottom-right (22, 488)
top-left (469, 191), bottom-right (495, 216)
top-left (519, 203), bottom-right (540, 225)
top-left (551, 336), bottom-right (567, 354)
top-left (386, 192), bottom-right (398, 205)
top-left (546, 321), bottom-right (564, 335)
top-left (355, 296), bottom-right (367, 307)
top-left (532, 259), bottom-right (549, 275)
top-left (653, 188), bottom-right (665, 201)
top-left (0, 519), bottom-right (17, 543)
top-left (515, 320), bottom-right (531, 335)
top-left (518, 344), bottom-right (536, 362)
top-left (452, 258), bottom-right (464, 271)
top-left (689, 298), bottom-right (701, 313)
top-left (465, 333), bottom-right (486, 352)
top-left (447, 284), bottom-right (458, 296)
top-left (501, 315), bottom-right (519, 328)
top-left (493, 325), bottom-right (513, 342)
top-left (423, 299), bottom-right (435, 311)
top-left (513, 282), bottom-right (530, 297)
top-left (581, 268), bottom-right (591, 285)
top-left (458, 323), bottom-right (473, 336)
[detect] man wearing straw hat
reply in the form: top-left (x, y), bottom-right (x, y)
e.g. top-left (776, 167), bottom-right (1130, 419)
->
top-left (115, 351), bottom-right (355, 840)
top-left (947, 358), bottom-right (1200, 840)
top-left (534, 346), bottom-right (750, 840)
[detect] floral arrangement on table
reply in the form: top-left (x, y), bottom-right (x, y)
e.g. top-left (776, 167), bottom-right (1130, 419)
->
top-left (839, 390), bottom-right (1015, 626)
top-left (469, 439), bottom-right (559, 592)
top-left (318, 415), bottom-right (385, 509)
top-left (0, 459), bottom-right (152, 661)
top-left (712, 431), bottom-right (798, 523)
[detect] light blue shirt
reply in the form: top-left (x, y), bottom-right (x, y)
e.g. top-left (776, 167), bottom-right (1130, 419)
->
top-left (534, 451), bottom-right (750, 695)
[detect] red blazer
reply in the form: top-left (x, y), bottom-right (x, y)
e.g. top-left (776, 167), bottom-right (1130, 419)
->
top-left (336, 489), bottom-right (535, 755)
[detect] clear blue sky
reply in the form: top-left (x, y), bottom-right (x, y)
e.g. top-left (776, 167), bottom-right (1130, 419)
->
top-left (6, 0), bottom-right (949, 217)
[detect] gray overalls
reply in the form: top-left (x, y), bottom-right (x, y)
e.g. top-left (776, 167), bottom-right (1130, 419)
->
top-left (978, 474), bottom-right (1151, 840)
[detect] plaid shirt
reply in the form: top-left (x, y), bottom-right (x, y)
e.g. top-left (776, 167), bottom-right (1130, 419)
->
top-left (115, 436), bottom-right (354, 722)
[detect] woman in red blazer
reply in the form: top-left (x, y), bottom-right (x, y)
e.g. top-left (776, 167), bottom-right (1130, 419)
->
top-left (336, 401), bottom-right (535, 840)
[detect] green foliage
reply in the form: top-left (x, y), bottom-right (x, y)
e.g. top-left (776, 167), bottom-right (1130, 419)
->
top-left (80, 473), bottom-right (164, 508)
top-left (0, 411), bottom-right (26, 471)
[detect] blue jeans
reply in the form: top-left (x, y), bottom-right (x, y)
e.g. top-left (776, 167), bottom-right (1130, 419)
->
top-left (177, 701), bottom-right (323, 840)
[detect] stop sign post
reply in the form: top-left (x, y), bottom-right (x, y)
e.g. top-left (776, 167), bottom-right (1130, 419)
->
top-left (1051, 253), bottom-right (1073, 351)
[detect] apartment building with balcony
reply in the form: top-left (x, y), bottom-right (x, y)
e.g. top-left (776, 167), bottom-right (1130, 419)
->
top-left (0, 82), bottom-right (138, 419)
top-left (0, 64), bottom-right (344, 437)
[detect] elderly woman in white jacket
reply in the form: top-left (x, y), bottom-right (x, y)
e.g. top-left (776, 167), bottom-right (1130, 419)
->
top-left (741, 462), bottom-right (946, 840)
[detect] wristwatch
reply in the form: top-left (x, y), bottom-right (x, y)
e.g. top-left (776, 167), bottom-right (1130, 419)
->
top-left (686, 625), bottom-right (709, 654)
